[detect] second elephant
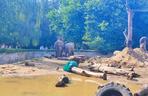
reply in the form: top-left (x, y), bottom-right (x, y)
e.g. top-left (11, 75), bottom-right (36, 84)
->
top-left (64, 42), bottom-right (75, 57)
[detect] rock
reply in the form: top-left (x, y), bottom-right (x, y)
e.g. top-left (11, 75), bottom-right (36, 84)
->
top-left (113, 51), bottom-right (120, 55)
top-left (55, 81), bottom-right (66, 87)
top-left (62, 76), bottom-right (70, 84)
top-left (25, 62), bottom-right (35, 67)
top-left (55, 75), bottom-right (70, 87)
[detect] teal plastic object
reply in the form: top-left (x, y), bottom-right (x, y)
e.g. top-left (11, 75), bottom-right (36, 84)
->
top-left (63, 61), bottom-right (78, 72)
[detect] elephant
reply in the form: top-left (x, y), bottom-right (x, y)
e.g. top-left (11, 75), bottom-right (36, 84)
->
top-left (139, 36), bottom-right (148, 51)
top-left (64, 42), bottom-right (75, 57)
top-left (54, 39), bottom-right (64, 57)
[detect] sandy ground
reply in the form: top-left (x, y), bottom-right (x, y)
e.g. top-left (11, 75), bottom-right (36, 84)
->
top-left (0, 58), bottom-right (148, 86)
top-left (0, 64), bottom-right (50, 77)
top-left (0, 58), bottom-right (68, 77)
top-left (0, 57), bottom-right (148, 86)
top-left (0, 50), bottom-right (148, 96)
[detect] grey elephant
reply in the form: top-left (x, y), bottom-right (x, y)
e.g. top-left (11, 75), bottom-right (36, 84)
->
top-left (64, 42), bottom-right (75, 57)
top-left (54, 39), bottom-right (64, 57)
top-left (139, 36), bottom-right (147, 51)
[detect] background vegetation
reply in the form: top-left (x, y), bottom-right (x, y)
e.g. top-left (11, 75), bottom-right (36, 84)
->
top-left (0, 0), bottom-right (148, 54)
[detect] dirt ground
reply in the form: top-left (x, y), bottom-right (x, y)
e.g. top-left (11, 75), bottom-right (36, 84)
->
top-left (0, 57), bottom-right (148, 85)
top-left (0, 58), bottom-right (67, 77)
top-left (0, 53), bottom-right (148, 96)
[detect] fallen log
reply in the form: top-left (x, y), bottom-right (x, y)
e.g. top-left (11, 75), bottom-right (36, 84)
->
top-left (63, 61), bottom-right (107, 80)
top-left (71, 67), bottom-right (107, 80)
top-left (88, 62), bottom-right (138, 80)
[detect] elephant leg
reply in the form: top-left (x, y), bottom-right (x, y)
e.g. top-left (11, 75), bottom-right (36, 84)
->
top-left (62, 49), bottom-right (66, 57)
top-left (65, 48), bottom-right (69, 57)
top-left (59, 47), bottom-right (64, 57)
top-left (65, 51), bottom-right (68, 57)
top-left (68, 49), bottom-right (71, 56)
top-left (55, 51), bottom-right (58, 57)
top-left (60, 50), bottom-right (63, 57)
top-left (68, 49), bottom-right (74, 56)
top-left (64, 48), bottom-right (66, 57)
top-left (57, 48), bottom-right (61, 57)
top-left (71, 50), bottom-right (74, 55)
top-left (55, 48), bottom-right (58, 57)
top-left (57, 49), bottom-right (59, 57)
top-left (60, 50), bottom-right (62, 57)
top-left (69, 51), bottom-right (72, 56)
top-left (59, 48), bottom-right (61, 57)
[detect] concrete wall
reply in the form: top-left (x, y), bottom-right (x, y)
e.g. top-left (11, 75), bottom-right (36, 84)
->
top-left (0, 52), bottom-right (53, 64)
top-left (0, 51), bottom-right (99, 64)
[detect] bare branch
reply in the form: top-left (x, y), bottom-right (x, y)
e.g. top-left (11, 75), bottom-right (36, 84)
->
top-left (123, 29), bottom-right (128, 41)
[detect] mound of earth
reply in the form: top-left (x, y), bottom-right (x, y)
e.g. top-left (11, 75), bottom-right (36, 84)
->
top-left (111, 48), bottom-right (148, 67)
top-left (88, 48), bottom-right (148, 68)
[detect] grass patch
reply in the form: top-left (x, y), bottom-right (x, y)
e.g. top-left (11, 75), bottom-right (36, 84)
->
top-left (0, 48), bottom-right (54, 53)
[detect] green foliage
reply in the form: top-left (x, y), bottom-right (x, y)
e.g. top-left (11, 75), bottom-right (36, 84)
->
top-left (47, 0), bottom-right (85, 46)
top-left (98, 20), bottom-right (109, 31)
top-left (0, 0), bottom-right (148, 54)
top-left (84, 36), bottom-right (104, 50)
top-left (82, 32), bottom-right (91, 42)
top-left (0, 0), bottom-right (48, 48)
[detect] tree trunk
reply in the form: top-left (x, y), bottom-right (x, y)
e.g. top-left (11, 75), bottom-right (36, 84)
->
top-left (126, 9), bottom-right (133, 48)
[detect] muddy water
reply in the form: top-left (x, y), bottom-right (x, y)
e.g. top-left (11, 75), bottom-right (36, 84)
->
top-left (0, 74), bottom-right (141, 96)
